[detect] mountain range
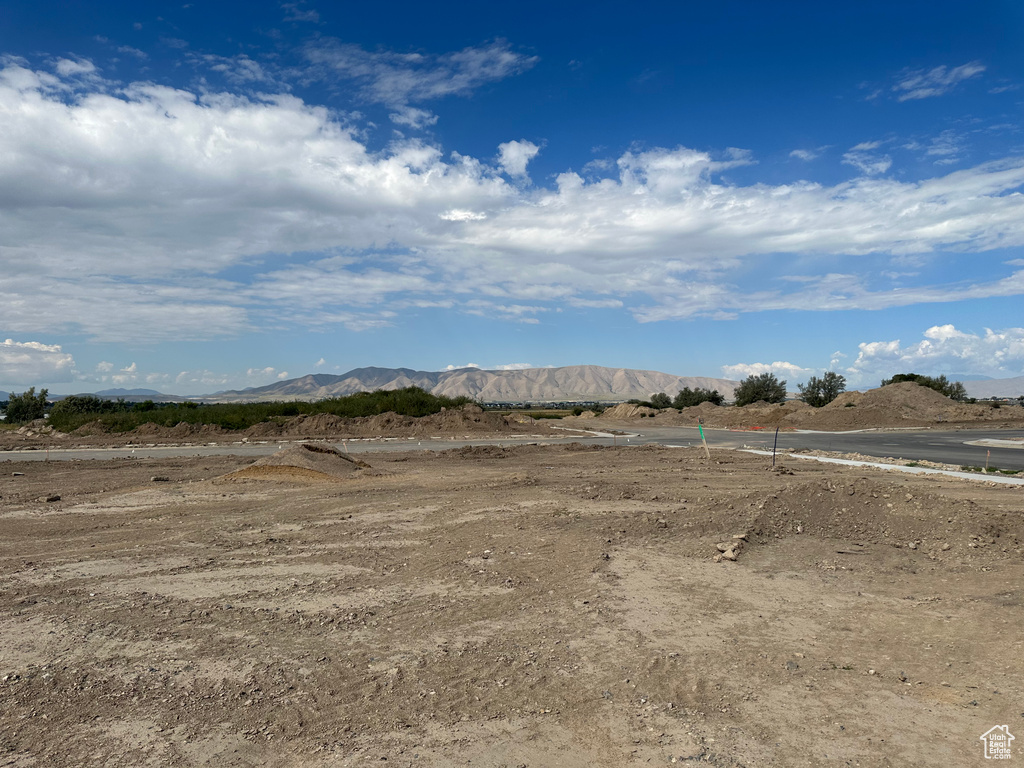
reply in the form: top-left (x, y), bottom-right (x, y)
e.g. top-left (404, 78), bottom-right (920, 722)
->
top-left (31, 367), bottom-right (1024, 405)
top-left (208, 365), bottom-right (742, 403)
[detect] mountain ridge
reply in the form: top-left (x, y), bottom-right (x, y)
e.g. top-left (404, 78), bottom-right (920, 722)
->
top-left (207, 365), bottom-right (742, 403)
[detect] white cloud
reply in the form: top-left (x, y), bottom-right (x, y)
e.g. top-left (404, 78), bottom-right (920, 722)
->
top-left (497, 140), bottom-right (540, 178)
top-left (892, 61), bottom-right (986, 101)
top-left (389, 106), bottom-right (438, 128)
top-left (175, 369), bottom-right (231, 387)
top-left (440, 209), bottom-right (488, 221)
top-left (842, 142), bottom-right (892, 175)
top-left (277, 370), bottom-right (289, 379)
top-left (848, 324), bottom-right (1024, 381)
top-left (116, 46), bottom-right (148, 60)
top-left (194, 53), bottom-right (278, 86)
top-left (445, 363), bottom-right (480, 370)
top-left (96, 361), bottom-right (114, 372)
top-left (1, 60), bottom-right (1024, 343)
top-left (281, 2), bottom-right (319, 22)
top-left (0, 339), bottom-right (75, 385)
top-left (789, 148), bottom-right (821, 161)
top-left (303, 39), bottom-right (538, 112)
top-left (568, 297), bottom-right (624, 309)
top-left (492, 363), bottom-right (535, 371)
top-left (720, 361), bottom-right (812, 382)
top-left (54, 58), bottom-right (96, 77)
top-left (314, 357), bottom-right (326, 368)
top-left (924, 130), bottom-right (962, 164)
top-left (112, 362), bottom-right (139, 385)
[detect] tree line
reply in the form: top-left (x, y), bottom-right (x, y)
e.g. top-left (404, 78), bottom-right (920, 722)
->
top-left (1, 387), bottom-right (473, 431)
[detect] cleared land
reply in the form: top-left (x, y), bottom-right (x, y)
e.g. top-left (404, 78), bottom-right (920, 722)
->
top-left (1, 443), bottom-right (1021, 766)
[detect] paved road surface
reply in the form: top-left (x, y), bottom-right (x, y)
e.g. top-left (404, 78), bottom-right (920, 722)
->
top-left (1, 426), bottom-right (1022, 471)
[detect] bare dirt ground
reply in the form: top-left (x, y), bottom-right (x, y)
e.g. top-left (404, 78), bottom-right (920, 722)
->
top-left (1, 444), bottom-right (1022, 767)
top-left (0, 405), bottom-right (559, 452)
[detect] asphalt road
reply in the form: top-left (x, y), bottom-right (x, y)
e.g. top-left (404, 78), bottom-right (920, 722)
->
top-left (1, 426), bottom-right (1022, 470)
top-left (635, 426), bottom-right (1024, 472)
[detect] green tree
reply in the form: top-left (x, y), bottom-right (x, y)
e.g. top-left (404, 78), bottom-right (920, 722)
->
top-left (50, 395), bottom-right (114, 419)
top-left (673, 387), bottom-right (725, 408)
top-left (733, 373), bottom-right (787, 407)
top-left (649, 392), bottom-right (672, 409)
top-left (880, 373), bottom-right (967, 402)
top-left (4, 387), bottom-right (49, 423)
top-left (798, 371), bottom-right (847, 407)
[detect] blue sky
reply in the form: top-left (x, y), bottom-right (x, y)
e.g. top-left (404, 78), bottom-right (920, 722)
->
top-left (1, 1), bottom-right (1023, 395)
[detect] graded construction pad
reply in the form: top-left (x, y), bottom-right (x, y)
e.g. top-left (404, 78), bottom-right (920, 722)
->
top-left (221, 443), bottom-right (370, 482)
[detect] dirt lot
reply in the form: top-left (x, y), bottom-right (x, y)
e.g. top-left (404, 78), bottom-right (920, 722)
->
top-left (1, 444), bottom-right (1022, 766)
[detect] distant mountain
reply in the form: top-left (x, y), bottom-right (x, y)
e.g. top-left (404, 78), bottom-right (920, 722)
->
top-left (49, 388), bottom-right (190, 403)
top-left (208, 365), bottom-right (741, 404)
top-left (948, 374), bottom-right (993, 382)
top-left (95, 388), bottom-right (164, 397)
top-left (963, 376), bottom-right (1024, 399)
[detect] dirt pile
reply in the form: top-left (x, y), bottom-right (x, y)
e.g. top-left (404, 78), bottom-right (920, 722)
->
top-left (601, 403), bottom-right (658, 419)
top-left (221, 443), bottom-right (371, 482)
top-left (580, 382), bottom-right (1024, 430)
top-left (241, 404), bottom-right (554, 440)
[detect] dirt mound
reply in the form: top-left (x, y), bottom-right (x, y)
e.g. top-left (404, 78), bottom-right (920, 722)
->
top-left (240, 405), bottom-right (552, 440)
top-left (601, 403), bottom-right (658, 419)
top-left (585, 382), bottom-right (1024, 430)
top-left (70, 420), bottom-right (108, 436)
top-left (222, 443), bottom-right (370, 482)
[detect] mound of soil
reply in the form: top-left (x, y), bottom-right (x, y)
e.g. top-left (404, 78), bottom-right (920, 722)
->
top-left (601, 403), bottom-right (658, 419)
top-left (222, 443), bottom-right (370, 482)
top-left (582, 382), bottom-right (1024, 431)
top-left (240, 404), bottom-right (554, 440)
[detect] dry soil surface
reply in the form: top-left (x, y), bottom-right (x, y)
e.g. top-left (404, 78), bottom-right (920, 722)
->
top-left (1, 445), bottom-right (1022, 767)
top-left (0, 405), bottom-right (559, 452)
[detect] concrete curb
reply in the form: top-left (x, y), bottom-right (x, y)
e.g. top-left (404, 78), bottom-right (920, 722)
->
top-left (741, 449), bottom-right (1024, 486)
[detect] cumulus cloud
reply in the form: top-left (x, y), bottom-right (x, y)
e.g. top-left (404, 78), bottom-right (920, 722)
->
top-left (848, 324), bottom-right (1024, 381)
top-left (54, 57), bottom-right (97, 77)
top-left (1, 60), bottom-right (1024, 342)
top-left (892, 61), bottom-right (985, 101)
top-left (314, 357), bottom-right (326, 368)
top-left (720, 361), bottom-right (812, 382)
top-left (0, 339), bottom-right (75, 385)
top-left (247, 366), bottom-right (279, 377)
top-left (445, 363), bottom-right (480, 370)
top-left (492, 363), bottom-right (535, 371)
top-left (497, 139), bottom-right (540, 178)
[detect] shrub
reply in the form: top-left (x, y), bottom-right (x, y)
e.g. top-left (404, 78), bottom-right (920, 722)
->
top-left (798, 372), bottom-right (846, 407)
top-left (46, 386), bottom-right (474, 433)
top-left (880, 373), bottom-right (967, 402)
top-left (649, 392), bottom-right (672, 409)
top-left (4, 387), bottom-right (48, 423)
top-left (733, 373), bottom-right (787, 407)
top-left (672, 387), bottom-right (724, 408)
